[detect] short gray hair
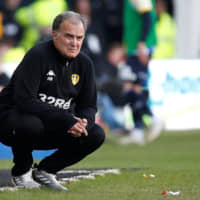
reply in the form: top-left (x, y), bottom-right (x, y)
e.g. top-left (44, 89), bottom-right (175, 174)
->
top-left (52, 11), bottom-right (87, 31)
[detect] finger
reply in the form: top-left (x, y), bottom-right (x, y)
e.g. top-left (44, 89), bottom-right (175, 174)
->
top-left (74, 116), bottom-right (82, 123)
top-left (82, 118), bottom-right (88, 126)
top-left (76, 117), bottom-right (87, 128)
top-left (76, 122), bottom-right (87, 133)
top-left (82, 118), bottom-right (87, 123)
top-left (81, 127), bottom-right (88, 136)
top-left (71, 133), bottom-right (81, 137)
top-left (70, 122), bottom-right (88, 136)
top-left (69, 130), bottom-right (81, 137)
top-left (82, 122), bottom-right (87, 128)
top-left (73, 123), bottom-right (84, 132)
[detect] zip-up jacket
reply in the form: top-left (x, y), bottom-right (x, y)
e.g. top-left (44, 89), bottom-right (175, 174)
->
top-left (0, 40), bottom-right (97, 131)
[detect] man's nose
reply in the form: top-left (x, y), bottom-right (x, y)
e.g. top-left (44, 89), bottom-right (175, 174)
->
top-left (71, 38), bottom-right (77, 46)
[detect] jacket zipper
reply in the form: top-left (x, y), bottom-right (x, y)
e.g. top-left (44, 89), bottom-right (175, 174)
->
top-left (61, 61), bottom-right (70, 88)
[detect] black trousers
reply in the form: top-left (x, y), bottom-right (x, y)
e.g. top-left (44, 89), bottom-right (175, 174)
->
top-left (0, 110), bottom-right (105, 176)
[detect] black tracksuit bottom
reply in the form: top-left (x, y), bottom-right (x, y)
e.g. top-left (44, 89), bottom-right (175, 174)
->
top-left (0, 110), bottom-right (105, 176)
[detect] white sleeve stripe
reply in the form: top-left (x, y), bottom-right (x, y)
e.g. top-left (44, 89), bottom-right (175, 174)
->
top-left (129, 0), bottom-right (152, 12)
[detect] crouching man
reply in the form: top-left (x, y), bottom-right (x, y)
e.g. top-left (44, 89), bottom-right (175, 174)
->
top-left (0, 11), bottom-right (105, 191)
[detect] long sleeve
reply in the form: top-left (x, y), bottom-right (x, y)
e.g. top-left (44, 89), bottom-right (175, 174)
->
top-left (75, 58), bottom-right (97, 130)
top-left (140, 11), bottom-right (152, 42)
top-left (14, 49), bottom-right (77, 130)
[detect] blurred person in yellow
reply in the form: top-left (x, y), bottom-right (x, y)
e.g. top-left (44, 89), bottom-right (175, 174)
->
top-left (15, 0), bottom-right (68, 51)
top-left (2, 44), bottom-right (26, 77)
top-left (152, 0), bottom-right (176, 58)
top-left (0, 34), bottom-right (25, 78)
top-left (1, 0), bottom-right (68, 77)
top-left (0, 0), bottom-right (25, 76)
top-left (0, 37), bottom-right (11, 91)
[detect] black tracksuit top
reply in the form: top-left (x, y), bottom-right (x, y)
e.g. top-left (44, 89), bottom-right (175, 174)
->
top-left (0, 40), bottom-right (97, 130)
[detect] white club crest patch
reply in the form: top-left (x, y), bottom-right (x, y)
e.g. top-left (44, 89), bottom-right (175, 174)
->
top-left (71, 74), bottom-right (80, 85)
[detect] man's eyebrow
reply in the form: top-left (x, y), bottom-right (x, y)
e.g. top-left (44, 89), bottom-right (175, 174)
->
top-left (65, 32), bottom-right (84, 37)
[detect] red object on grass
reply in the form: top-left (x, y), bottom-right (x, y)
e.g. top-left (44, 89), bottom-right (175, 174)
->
top-left (162, 190), bottom-right (168, 195)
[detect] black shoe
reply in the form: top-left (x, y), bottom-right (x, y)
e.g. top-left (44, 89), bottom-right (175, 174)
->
top-left (32, 168), bottom-right (68, 191)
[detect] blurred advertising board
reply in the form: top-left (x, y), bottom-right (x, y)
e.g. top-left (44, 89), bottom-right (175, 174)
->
top-left (149, 59), bottom-right (200, 130)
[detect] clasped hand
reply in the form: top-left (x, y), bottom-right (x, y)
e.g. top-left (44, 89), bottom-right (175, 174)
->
top-left (67, 116), bottom-right (88, 137)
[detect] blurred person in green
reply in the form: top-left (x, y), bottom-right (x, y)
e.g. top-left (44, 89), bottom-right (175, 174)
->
top-left (152, 0), bottom-right (176, 58)
top-left (120, 0), bottom-right (164, 145)
top-left (15, 0), bottom-right (68, 51)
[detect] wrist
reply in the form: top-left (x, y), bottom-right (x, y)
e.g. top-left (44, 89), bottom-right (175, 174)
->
top-left (138, 42), bottom-right (148, 54)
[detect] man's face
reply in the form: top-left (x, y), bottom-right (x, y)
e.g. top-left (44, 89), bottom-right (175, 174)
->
top-left (52, 19), bottom-right (85, 58)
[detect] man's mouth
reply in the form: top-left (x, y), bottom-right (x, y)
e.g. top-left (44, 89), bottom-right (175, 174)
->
top-left (68, 48), bottom-right (77, 51)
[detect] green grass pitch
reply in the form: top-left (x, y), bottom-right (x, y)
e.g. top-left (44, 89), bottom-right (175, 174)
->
top-left (0, 130), bottom-right (200, 200)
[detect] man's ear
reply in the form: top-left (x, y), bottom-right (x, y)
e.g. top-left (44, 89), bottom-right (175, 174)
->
top-left (52, 31), bottom-right (59, 40)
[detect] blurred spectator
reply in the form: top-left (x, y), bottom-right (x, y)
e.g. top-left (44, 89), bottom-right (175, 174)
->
top-left (165, 0), bottom-right (174, 16)
top-left (0, 37), bottom-right (14, 64)
top-left (86, 0), bottom-right (123, 50)
top-left (0, 0), bottom-right (23, 44)
top-left (152, 0), bottom-right (176, 59)
top-left (97, 43), bottom-right (130, 133)
top-left (0, 69), bottom-right (9, 92)
top-left (0, 37), bottom-right (11, 91)
top-left (101, 0), bottom-right (123, 49)
top-left (0, 71), bottom-right (9, 92)
top-left (0, 12), bottom-right (3, 39)
top-left (15, 0), bottom-right (68, 50)
top-left (120, 0), bottom-right (164, 145)
top-left (70, 0), bottom-right (123, 51)
top-left (74, 0), bottom-right (107, 87)
top-left (66, 0), bottom-right (75, 9)
top-left (3, 47), bottom-right (25, 63)
top-left (0, 35), bottom-right (25, 77)
top-left (1, 0), bottom-right (68, 77)
top-left (20, 0), bottom-right (35, 7)
top-left (100, 43), bottom-right (126, 105)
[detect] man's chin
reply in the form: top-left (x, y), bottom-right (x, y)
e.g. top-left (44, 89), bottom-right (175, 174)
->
top-left (65, 53), bottom-right (78, 59)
